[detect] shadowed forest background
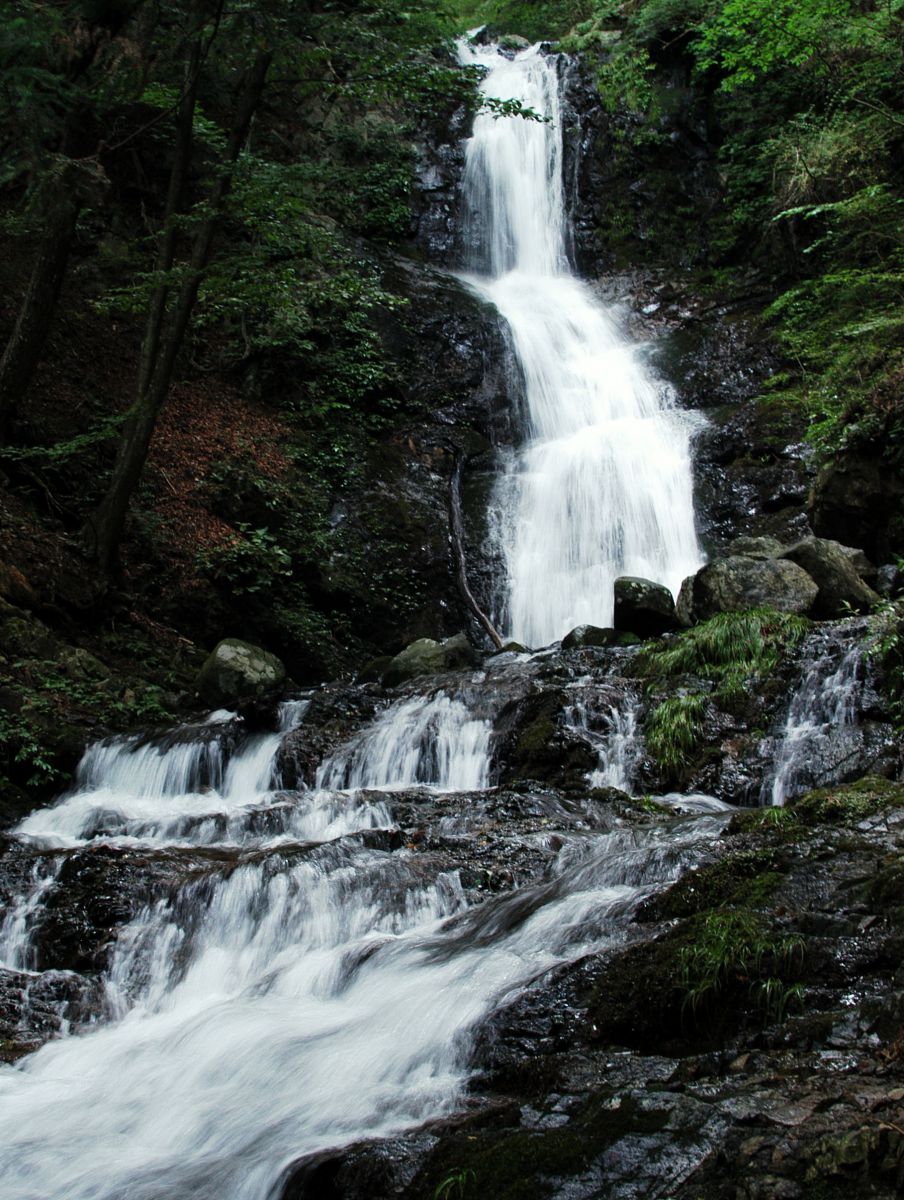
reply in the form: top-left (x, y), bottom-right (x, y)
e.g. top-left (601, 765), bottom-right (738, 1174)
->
top-left (0, 0), bottom-right (902, 810)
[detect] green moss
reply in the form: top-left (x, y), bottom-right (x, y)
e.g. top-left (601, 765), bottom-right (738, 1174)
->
top-left (789, 776), bottom-right (904, 827)
top-left (641, 848), bottom-right (787, 920)
top-left (409, 1095), bottom-right (667, 1200)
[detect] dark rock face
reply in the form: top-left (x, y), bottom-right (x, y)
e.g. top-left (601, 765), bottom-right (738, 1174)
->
top-left (315, 262), bottom-right (514, 655)
top-left (614, 576), bottom-right (678, 637)
top-left (810, 453), bottom-right (904, 563)
top-left (562, 625), bottom-right (639, 649)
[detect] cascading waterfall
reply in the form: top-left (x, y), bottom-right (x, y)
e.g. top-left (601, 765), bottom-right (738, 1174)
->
top-left (458, 40), bottom-right (702, 647)
top-left (316, 693), bottom-right (491, 792)
top-left (566, 689), bottom-right (642, 794)
top-left (0, 682), bottom-right (730, 1200)
top-left (762, 630), bottom-right (866, 807)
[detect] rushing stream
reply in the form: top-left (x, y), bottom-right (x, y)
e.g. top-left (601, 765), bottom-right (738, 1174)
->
top-left (0, 689), bottom-right (729, 1200)
top-left (0, 37), bottom-right (884, 1200)
top-left (458, 41), bottom-right (702, 646)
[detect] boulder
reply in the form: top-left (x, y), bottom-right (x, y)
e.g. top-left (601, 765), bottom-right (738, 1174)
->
top-left (684, 556), bottom-right (819, 621)
top-left (382, 632), bottom-right (479, 688)
top-left (726, 535), bottom-right (786, 560)
top-left (877, 562), bottom-right (904, 598)
top-left (675, 575), bottom-right (696, 627)
top-left (563, 625), bottom-right (626, 650)
top-left (195, 638), bottom-right (286, 707)
top-left (613, 577), bottom-right (677, 637)
top-left (781, 537), bottom-right (879, 618)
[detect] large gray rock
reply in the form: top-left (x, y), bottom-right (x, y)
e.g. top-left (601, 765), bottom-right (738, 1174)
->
top-left (196, 638), bottom-right (286, 707)
top-left (613, 577), bottom-right (677, 637)
top-left (726, 535), bottom-right (786, 560)
top-left (684, 556), bottom-right (819, 621)
top-left (382, 632), bottom-right (479, 688)
top-left (781, 537), bottom-right (880, 618)
top-left (562, 625), bottom-right (640, 650)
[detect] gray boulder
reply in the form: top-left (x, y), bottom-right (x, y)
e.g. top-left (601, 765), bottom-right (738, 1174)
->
top-left (383, 632), bottom-right (479, 688)
top-left (196, 638), bottom-right (286, 707)
top-left (562, 625), bottom-right (639, 649)
top-left (613, 577), bottom-right (677, 637)
top-left (684, 556), bottom-right (819, 621)
top-left (726, 535), bottom-right (786, 559)
top-left (781, 537), bottom-right (880, 618)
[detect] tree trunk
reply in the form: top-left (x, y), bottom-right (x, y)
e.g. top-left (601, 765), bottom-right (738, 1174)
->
top-left (0, 170), bottom-right (81, 441)
top-left (83, 50), bottom-right (273, 576)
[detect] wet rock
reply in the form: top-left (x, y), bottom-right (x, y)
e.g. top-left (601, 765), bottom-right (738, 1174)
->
top-left (781, 537), bottom-right (880, 618)
top-left (492, 689), bottom-right (598, 788)
top-left (562, 625), bottom-right (638, 650)
top-left (682, 556), bottom-right (819, 621)
top-left (614, 577), bottom-right (678, 637)
top-left (811, 452), bottom-right (904, 563)
top-left (877, 562), bottom-right (904, 598)
top-left (0, 966), bottom-right (103, 1061)
top-left (728, 535), bottom-right (786, 559)
top-left (383, 633), bottom-right (480, 688)
top-left (195, 638), bottom-right (286, 707)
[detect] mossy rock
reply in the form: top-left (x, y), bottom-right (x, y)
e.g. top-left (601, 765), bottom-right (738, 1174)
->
top-left (789, 776), bottom-right (904, 827)
top-left (195, 638), bottom-right (286, 707)
top-left (406, 1094), bottom-right (669, 1200)
top-left (638, 848), bottom-right (787, 921)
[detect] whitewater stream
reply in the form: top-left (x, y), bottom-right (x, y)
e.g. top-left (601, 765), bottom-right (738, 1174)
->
top-left (0, 39), bottom-right (877, 1200)
top-left (0, 687), bottom-right (731, 1200)
top-left (458, 41), bottom-right (702, 646)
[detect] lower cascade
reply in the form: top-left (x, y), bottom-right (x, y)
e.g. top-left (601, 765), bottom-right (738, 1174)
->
top-left (0, 684), bottom-right (729, 1200)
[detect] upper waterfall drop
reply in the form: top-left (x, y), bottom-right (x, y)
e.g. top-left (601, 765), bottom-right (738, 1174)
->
top-left (458, 39), bottom-right (703, 647)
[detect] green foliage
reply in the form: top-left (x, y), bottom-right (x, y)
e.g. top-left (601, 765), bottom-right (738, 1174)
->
top-left (454, 2), bottom-right (592, 41)
top-left (197, 525), bottom-right (293, 597)
top-left (435, 1169), bottom-right (476, 1200)
top-left (644, 693), bottom-right (706, 772)
top-left (0, 704), bottom-right (63, 788)
top-left (693, 0), bottom-right (855, 89)
top-left (871, 599), bottom-right (904, 727)
top-left (678, 910), bottom-right (805, 1022)
top-left (637, 609), bottom-right (809, 706)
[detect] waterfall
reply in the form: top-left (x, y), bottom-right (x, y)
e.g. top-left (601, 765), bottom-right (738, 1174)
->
top-left (458, 41), bottom-right (702, 647)
top-left (566, 689), bottom-right (642, 793)
top-left (316, 693), bottom-right (492, 792)
top-left (762, 631), bottom-right (865, 807)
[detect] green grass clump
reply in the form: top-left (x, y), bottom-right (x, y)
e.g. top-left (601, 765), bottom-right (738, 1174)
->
top-left (637, 608), bottom-right (809, 706)
top-left (678, 910), bottom-right (805, 1024)
top-left (644, 693), bottom-right (707, 772)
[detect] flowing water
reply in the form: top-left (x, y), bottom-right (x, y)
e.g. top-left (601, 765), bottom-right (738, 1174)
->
top-left (762, 628), bottom-right (867, 807)
top-left (458, 41), bottom-right (702, 647)
top-left (3, 38), bottom-right (854, 1200)
top-left (0, 686), bottom-right (729, 1200)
